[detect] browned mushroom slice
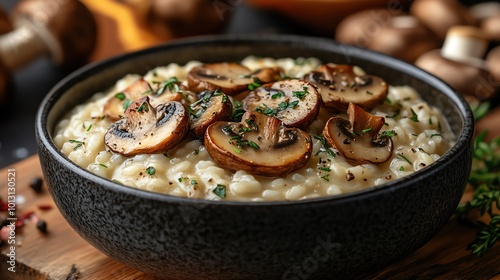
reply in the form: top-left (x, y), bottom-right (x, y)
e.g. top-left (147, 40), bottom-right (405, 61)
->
top-left (303, 64), bottom-right (388, 111)
top-left (104, 78), bottom-right (153, 121)
top-left (188, 62), bottom-right (253, 95)
top-left (205, 111), bottom-right (312, 177)
top-left (251, 66), bottom-right (285, 83)
top-left (187, 63), bottom-right (284, 96)
top-left (104, 78), bottom-right (184, 121)
top-left (189, 90), bottom-right (233, 137)
top-left (242, 80), bottom-right (321, 129)
top-left (322, 103), bottom-right (393, 165)
top-left (105, 97), bottom-right (190, 156)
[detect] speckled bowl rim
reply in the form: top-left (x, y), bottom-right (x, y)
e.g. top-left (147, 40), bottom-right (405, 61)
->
top-left (36, 34), bottom-right (474, 207)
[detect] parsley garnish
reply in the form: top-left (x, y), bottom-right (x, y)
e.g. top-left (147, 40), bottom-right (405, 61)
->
top-left (69, 139), bottom-right (84, 151)
top-left (382, 130), bottom-right (396, 138)
top-left (321, 175), bottom-right (330, 181)
top-left (312, 135), bottom-right (335, 157)
top-left (191, 180), bottom-right (198, 185)
top-left (397, 153), bottom-right (412, 165)
top-left (115, 92), bottom-right (126, 100)
top-left (292, 86), bottom-right (308, 99)
top-left (136, 101), bottom-right (149, 113)
top-left (248, 77), bottom-right (262, 90)
top-left (232, 101), bottom-right (245, 121)
top-left (319, 167), bottom-right (331, 172)
top-left (430, 133), bottom-right (442, 138)
top-left (145, 166), bottom-right (156, 176)
top-left (362, 127), bottom-right (373, 134)
top-left (410, 109), bottom-right (419, 122)
top-left (213, 184), bottom-right (227, 198)
top-left (156, 77), bottom-right (180, 95)
top-left (123, 99), bottom-right (132, 110)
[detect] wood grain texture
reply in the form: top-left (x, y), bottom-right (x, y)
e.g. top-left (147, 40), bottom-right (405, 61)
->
top-left (0, 155), bottom-right (499, 279)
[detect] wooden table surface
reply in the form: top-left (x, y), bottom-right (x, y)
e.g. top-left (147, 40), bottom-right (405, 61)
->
top-left (0, 155), bottom-right (499, 279)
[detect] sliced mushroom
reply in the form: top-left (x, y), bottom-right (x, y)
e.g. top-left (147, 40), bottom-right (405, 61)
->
top-left (242, 80), bottom-right (321, 129)
top-left (188, 63), bottom-right (283, 95)
top-left (105, 97), bottom-right (190, 156)
top-left (322, 103), bottom-right (393, 165)
top-left (104, 78), bottom-right (184, 121)
top-left (189, 90), bottom-right (233, 137)
top-left (251, 66), bottom-right (285, 84)
top-left (303, 64), bottom-right (388, 111)
top-left (205, 111), bottom-right (312, 177)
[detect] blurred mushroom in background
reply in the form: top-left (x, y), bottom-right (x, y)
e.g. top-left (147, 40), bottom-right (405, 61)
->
top-left (126, 0), bottom-right (235, 37)
top-left (416, 26), bottom-right (497, 104)
top-left (335, 10), bottom-right (439, 63)
top-left (469, 1), bottom-right (500, 41)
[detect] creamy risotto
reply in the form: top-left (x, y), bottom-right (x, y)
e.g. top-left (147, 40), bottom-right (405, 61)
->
top-left (54, 57), bottom-right (452, 201)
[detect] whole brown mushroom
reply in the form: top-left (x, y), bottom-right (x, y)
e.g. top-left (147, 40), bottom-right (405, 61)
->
top-left (0, 0), bottom-right (97, 70)
top-left (470, 2), bottom-right (500, 41)
top-left (410, 0), bottom-right (476, 40)
top-left (416, 26), bottom-right (497, 103)
top-left (336, 10), bottom-right (439, 62)
top-left (141, 0), bottom-right (232, 37)
top-left (486, 46), bottom-right (500, 83)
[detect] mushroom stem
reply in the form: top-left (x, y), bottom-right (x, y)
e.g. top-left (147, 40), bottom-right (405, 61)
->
top-left (0, 23), bottom-right (48, 70)
top-left (441, 26), bottom-right (488, 68)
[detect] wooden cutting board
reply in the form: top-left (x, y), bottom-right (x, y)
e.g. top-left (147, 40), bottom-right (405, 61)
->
top-left (0, 155), bottom-right (499, 279)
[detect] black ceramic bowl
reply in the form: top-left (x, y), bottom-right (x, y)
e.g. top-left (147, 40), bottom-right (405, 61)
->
top-left (36, 35), bottom-right (473, 280)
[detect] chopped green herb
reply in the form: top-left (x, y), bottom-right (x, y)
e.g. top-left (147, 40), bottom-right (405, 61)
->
top-left (156, 77), bottom-right (180, 95)
top-left (142, 90), bottom-right (153, 95)
top-left (382, 130), bottom-right (395, 138)
top-left (193, 149), bottom-right (199, 155)
top-left (123, 99), bottom-right (132, 110)
top-left (386, 110), bottom-right (400, 119)
top-left (410, 108), bottom-right (419, 122)
top-left (430, 133), bottom-right (442, 138)
top-left (213, 184), bottom-right (227, 198)
top-left (136, 101), bottom-right (149, 113)
top-left (385, 97), bottom-right (392, 104)
top-left (232, 101), bottom-right (245, 121)
top-left (221, 95), bottom-right (228, 103)
top-left (429, 117), bottom-right (433, 125)
top-left (233, 148), bottom-right (242, 154)
top-left (319, 167), bottom-right (331, 172)
top-left (248, 141), bottom-right (260, 150)
top-left (397, 153), bottom-right (412, 165)
top-left (399, 166), bottom-right (405, 171)
top-left (271, 92), bottom-right (282, 99)
top-left (312, 135), bottom-right (335, 157)
top-left (69, 139), bottom-right (84, 151)
top-left (366, 90), bottom-right (373, 95)
top-left (349, 81), bottom-right (357, 89)
top-left (86, 124), bottom-right (92, 132)
top-left (321, 175), bottom-right (330, 181)
top-left (145, 166), bottom-right (156, 176)
top-left (362, 127), bottom-right (373, 134)
top-left (99, 163), bottom-right (108, 168)
top-left (292, 87), bottom-right (308, 99)
top-left (191, 180), bottom-right (198, 185)
top-left (248, 77), bottom-right (262, 90)
top-left (115, 92), bottom-right (126, 100)
top-left (112, 179), bottom-right (123, 184)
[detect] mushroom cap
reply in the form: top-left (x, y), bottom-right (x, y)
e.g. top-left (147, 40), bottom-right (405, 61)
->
top-left (303, 64), bottom-right (388, 111)
top-left (104, 78), bottom-right (184, 121)
top-left (105, 97), bottom-right (190, 156)
top-left (416, 49), bottom-right (497, 101)
top-left (410, 0), bottom-right (476, 40)
top-left (368, 16), bottom-right (439, 63)
top-left (243, 79), bottom-right (321, 129)
top-left (189, 90), bottom-right (233, 137)
top-left (12, 0), bottom-right (97, 69)
top-left (147, 0), bottom-right (231, 37)
top-left (481, 14), bottom-right (500, 41)
top-left (335, 10), bottom-right (439, 62)
top-left (487, 46), bottom-right (500, 83)
top-left (322, 103), bottom-right (393, 165)
top-left (188, 62), bottom-right (253, 95)
top-left (204, 111), bottom-right (312, 177)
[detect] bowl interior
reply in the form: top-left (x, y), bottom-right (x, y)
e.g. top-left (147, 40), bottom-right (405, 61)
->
top-left (38, 34), bottom-right (473, 203)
